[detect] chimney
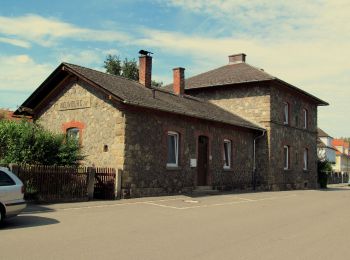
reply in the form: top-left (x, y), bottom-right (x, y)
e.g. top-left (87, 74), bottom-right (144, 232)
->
top-left (173, 67), bottom-right (185, 95)
top-left (139, 54), bottom-right (152, 88)
top-left (229, 53), bottom-right (246, 64)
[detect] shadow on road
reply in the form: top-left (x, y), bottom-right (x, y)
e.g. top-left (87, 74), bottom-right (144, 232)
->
top-left (21, 203), bottom-right (56, 214)
top-left (0, 215), bottom-right (59, 230)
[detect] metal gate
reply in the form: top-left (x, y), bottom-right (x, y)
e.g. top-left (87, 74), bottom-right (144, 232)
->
top-left (93, 168), bottom-right (116, 200)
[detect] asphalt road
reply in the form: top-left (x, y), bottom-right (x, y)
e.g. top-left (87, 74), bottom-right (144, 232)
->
top-left (1, 185), bottom-right (350, 260)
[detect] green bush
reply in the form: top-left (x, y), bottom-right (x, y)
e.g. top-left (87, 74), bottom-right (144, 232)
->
top-left (0, 119), bottom-right (84, 166)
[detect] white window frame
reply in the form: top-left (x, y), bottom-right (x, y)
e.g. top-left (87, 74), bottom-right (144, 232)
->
top-left (303, 109), bottom-right (308, 129)
top-left (303, 148), bottom-right (308, 170)
top-left (167, 131), bottom-right (179, 167)
top-left (223, 139), bottom-right (232, 169)
top-left (283, 102), bottom-right (289, 125)
top-left (284, 145), bottom-right (289, 170)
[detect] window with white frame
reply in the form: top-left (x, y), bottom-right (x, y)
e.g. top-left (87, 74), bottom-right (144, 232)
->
top-left (303, 109), bottom-right (308, 129)
top-left (303, 148), bottom-right (308, 170)
top-left (283, 102), bottom-right (289, 125)
top-left (167, 131), bottom-right (179, 167)
top-left (284, 145), bottom-right (289, 170)
top-left (223, 139), bottom-right (232, 169)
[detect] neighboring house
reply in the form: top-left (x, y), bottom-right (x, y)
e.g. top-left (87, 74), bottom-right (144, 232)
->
top-left (0, 109), bottom-right (15, 120)
top-left (317, 128), bottom-right (336, 163)
top-left (0, 109), bottom-right (30, 121)
top-left (15, 52), bottom-right (327, 197)
top-left (332, 139), bottom-right (350, 174)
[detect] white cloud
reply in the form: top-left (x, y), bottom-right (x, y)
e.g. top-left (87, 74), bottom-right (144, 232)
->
top-left (58, 50), bottom-right (104, 66)
top-left (0, 55), bottom-right (54, 92)
top-left (0, 14), bottom-right (130, 47)
top-left (0, 37), bottom-right (31, 48)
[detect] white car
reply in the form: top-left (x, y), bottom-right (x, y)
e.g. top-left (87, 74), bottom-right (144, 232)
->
top-left (0, 167), bottom-right (26, 223)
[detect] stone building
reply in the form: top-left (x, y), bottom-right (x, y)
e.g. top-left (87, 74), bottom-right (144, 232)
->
top-left (15, 52), bottom-right (327, 197)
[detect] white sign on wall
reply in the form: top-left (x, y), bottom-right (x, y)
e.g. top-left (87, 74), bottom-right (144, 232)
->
top-left (190, 159), bottom-right (197, 168)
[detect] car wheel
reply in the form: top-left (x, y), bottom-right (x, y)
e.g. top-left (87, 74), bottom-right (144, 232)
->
top-left (0, 206), bottom-right (5, 223)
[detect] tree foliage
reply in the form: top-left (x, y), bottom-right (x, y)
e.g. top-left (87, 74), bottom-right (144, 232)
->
top-left (0, 120), bottom-right (84, 166)
top-left (103, 54), bottom-right (163, 87)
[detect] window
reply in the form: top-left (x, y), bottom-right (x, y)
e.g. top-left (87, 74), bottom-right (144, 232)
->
top-left (283, 102), bottom-right (289, 125)
top-left (303, 148), bottom-right (308, 170)
top-left (0, 171), bottom-right (15, 186)
top-left (284, 145), bottom-right (289, 170)
top-left (303, 109), bottom-right (308, 129)
top-left (223, 139), bottom-right (232, 169)
top-left (66, 127), bottom-right (80, 142)
top-left (167, 131), bottom-right (179, 167)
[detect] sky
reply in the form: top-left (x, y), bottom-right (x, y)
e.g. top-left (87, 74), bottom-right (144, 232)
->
top-left (0, 0), bottom-right (349, 137)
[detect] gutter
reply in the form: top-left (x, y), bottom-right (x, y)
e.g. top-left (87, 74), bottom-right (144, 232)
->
top-left (253, 130), bottom-right (266, 190)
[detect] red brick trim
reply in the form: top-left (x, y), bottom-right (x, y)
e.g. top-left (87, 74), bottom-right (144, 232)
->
top-left (62, 121), bottom-right (85, 145)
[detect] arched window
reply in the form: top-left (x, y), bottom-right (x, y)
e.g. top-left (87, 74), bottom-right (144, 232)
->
top-left (303, 109), bottom-right (308, 129)
top-left (223, 139), bottom-right (232, 169)
top-left (167, 131), bottom-right (179, 167)
top-left (303, 148), bottom-right (308, 170)
top-left (284, 145), bottom-right (290, 170)
top-left (66, 127), bottom-right (80, 142)
top-left (283, 102), bottom-right (289, 125)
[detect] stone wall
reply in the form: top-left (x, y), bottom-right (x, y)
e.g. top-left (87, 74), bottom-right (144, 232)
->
top-left (36, 77), bottom-right (125, 170)
top-left (188, 82), bottom-right (271, 125)
top-left (121, 107), bottom-right (257, 197)
top-left (187, 83), bottom-right (271, 188)
top-left (268, 84), bottom-right (318, 189)
top-left (187, 81), bottom-right (319, 190)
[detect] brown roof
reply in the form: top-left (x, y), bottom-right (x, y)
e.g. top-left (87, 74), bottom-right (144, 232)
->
top-left (164, 62), bottom-right (328, 106)
top-left (15, 63), bottom-right (264, 132)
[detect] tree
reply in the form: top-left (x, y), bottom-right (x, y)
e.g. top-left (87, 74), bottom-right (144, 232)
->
top-left (103, 54), bottom-right (122, 76)
top-left (103, 54), bottom-right (163, 87)
top-left (0, 120), bottom-right (83, 166)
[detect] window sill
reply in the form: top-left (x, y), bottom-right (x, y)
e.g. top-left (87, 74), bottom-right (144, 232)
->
top-left (166, 166), bottom-right (181, 171)
top-left (284, 168), bottom-right (290, 171)
top-left (223, 168), bottom-right (234, 172)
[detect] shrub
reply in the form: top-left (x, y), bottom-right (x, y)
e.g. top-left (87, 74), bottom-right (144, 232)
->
top-left (0, 120), bottom-right (84, 166)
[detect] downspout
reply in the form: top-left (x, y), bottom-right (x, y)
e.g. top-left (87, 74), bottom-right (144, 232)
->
top-left (253, 130), bottom-right (266, 190)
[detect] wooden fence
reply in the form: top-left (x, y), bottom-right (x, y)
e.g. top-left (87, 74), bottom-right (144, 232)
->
top-left (10, 164), bottom-right (116, 202)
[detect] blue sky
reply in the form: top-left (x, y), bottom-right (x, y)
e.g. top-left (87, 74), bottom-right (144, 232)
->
top-left (0, 0), bottom-right (349, 136)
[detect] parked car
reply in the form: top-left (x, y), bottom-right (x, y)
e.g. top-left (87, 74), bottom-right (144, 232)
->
top-left (0, 167), bottom-right (26, 223)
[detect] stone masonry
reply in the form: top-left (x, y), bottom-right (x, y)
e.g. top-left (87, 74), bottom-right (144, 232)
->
top-left (188, 80), bottom-right (318, 190)
top-left (37, 77), bottom-right (126, 170)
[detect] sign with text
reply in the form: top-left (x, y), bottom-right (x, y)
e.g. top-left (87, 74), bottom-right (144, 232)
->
top-left (58, 97), bottom-right (91, 111)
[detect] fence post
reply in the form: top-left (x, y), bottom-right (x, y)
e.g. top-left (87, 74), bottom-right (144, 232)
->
top-left (115, 169), bottom-right (122, 199)
top-left (87, 167), bottom-right (95, 200)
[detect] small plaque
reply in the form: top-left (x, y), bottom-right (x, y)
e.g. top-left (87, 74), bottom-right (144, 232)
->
top-left (190, 159), bottom-right (197, 168)
top-left (58, 97), bottom-right (91, 111)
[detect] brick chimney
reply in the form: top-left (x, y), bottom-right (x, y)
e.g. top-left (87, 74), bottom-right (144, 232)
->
top-left (173, 67), bottom-right (185, 95)
top-left (139, 54), bottom-right (152, 88)
top-left (229, 53), bottom-right (246, 64)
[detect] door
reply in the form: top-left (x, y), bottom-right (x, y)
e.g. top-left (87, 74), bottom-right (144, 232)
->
top-left (197, 136), bottom-right (209, 186)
